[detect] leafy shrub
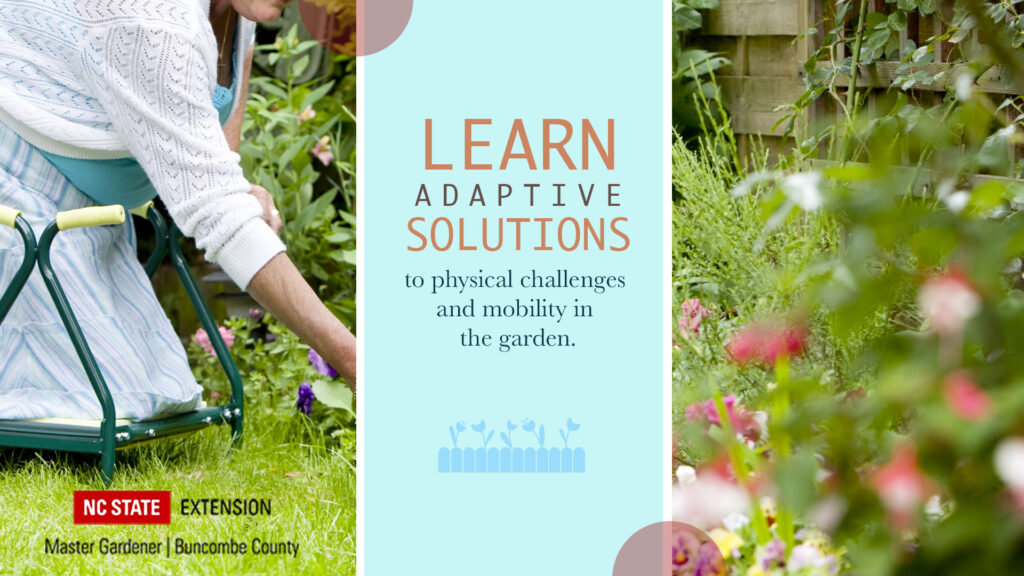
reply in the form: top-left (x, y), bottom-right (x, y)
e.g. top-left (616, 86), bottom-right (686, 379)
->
top-left (672, 0), bottom-right (731, 141)
top-left (240, 25), bottom-right (357, 326)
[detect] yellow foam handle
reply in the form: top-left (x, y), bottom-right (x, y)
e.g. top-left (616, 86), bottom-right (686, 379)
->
top-left (0, 205), bottom-right (21, 228)
top-left (55, 205), bottom-right (126, 231)
top-left (129, 201), bottom-right (154, 219)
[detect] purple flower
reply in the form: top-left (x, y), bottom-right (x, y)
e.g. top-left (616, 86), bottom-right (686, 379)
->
top-left (670, 531), bottom-right (724, 576)
top-left (671, 531), bottom-right (701, 571)
top-left (296, 382), bottom-right (315, 415)
top-left (248, 308), bottom-right (265, 320)
top-left (693, 542), bottom-right (725, 576)
top-left (308, 348), bottom-right (339, 378)
top-left (760, 538), bottom-right (787, 570)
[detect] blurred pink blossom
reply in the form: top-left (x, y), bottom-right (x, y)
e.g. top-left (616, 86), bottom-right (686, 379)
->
top-left (194, 326), bottom-right (234, 356)
top-left (678, 298), bottom-right (710, 338)
top-left (685, 394), bottom-right (764, 444)
top-left (870, 444), bottom-right (935, 530)
top-left (943, 371), bottom-right (991, 421)
top-left (297, 105), bottom-right (316, 124)
top-left (918, 269), bottom-right (981, 336)
top-left (726, 322), bottom-right (807, 366)
top-left (686, 395), bottom-right (736, 426)
top-left (311, 135), bottom-right (334, 166)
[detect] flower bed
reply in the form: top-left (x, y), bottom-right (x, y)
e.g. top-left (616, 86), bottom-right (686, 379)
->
top-left (671, 103), bottom-right (1024, 573)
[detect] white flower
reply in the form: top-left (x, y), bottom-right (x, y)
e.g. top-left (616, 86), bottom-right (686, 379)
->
top-left (917, 271), bottom-right (981, 336)
top-left (789, 544), bottom-right (839, 574)
top-left (994, 437), bottom-right (1024, 490)
top-left (722, 512), bottom-right (750, 533)
top-left (924, 494), bottom-right (946, 521)
top-left (752, 411), bottom-right (768, 439)
top-left (943, 190), bottom-right (970, 213)
top-left (955, 73), bottom-right (974, 101)
top-left (809, 495), bottom-right (847, 534)
top-left (673, 472), bottom-right (751, 529)
top-left (675, 465), bottom-right (697, 485)
top-left (781, 171), bottom-right (824, 211)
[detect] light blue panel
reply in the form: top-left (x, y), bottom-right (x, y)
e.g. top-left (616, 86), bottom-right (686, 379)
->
top-left (365, 1), bottom-right (664, 573)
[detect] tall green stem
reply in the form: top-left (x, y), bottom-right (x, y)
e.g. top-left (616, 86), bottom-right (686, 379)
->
top-left (713, 393), bottom-right (772, 545)
top-left (772, 355), bottom-right (796, 551)
top-left (841, 0), bottom-right (870, 161)
top-left (845, 0), bottom-right (870, 119)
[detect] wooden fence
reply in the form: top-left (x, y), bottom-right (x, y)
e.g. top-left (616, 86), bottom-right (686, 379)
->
top-left (693, 0), bottom-right (1024, 170)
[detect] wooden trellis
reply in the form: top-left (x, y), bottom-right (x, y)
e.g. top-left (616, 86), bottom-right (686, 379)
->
top-left (694, 0), bottom-right (1024, 170)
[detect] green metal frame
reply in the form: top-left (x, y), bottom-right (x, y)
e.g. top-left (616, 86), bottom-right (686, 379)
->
top-left (0, 205), bottom-right (244, 485)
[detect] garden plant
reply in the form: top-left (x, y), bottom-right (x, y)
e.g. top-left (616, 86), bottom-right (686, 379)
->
top-left (673, 1), bottom-right (1024, 574)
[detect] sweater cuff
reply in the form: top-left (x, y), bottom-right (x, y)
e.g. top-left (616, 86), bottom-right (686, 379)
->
top-left (214, 219), bottom-right (286, 290)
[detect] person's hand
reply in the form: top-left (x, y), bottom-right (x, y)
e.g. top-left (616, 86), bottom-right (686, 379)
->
top-left (246, 253), bottom-right (358, 397)
top-left (249, 184), bottom-right (283, 234)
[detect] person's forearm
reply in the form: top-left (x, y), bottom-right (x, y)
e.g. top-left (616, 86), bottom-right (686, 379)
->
top-left (245, 252), bottom-right (357, 388)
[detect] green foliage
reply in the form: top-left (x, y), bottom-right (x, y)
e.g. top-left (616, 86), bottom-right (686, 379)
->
top-left (672, 0), bottom-right (731, 141)
top-left (673, 0), bottom-right (717, 33)
top-left (672, 130), bottom-right (858, 443)
top-left (189, 314), bottom-right (355, 451)
top-left (240, 25), bottom-right (357, 327)
top-left (783, 0), bottom-right (1024, 176)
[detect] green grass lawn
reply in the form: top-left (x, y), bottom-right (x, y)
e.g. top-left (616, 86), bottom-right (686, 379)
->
top-left (0, 412), bottom-right (356, 576)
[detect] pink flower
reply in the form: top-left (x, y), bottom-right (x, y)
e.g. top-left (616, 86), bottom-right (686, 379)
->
top-left (870, 444), bottom-right (935, 529)
top-left (193, 326), bottom-right (235, 356)
top-left (685, 395), bottom-right (763, 443)
top-left (297, 105), bottom-right (316, 124)
top-left (725, 322), bottom-right (807, 365)
top-left (686, 395), bottom-right (737, 426)
top-left (678, 298), bottom-right (710, 338)
top-left (311, 135), bottom-right (334, 166)
top-left (943, 371), bottom-right (991, 421)
top-left (917, 269), bottom-right (981, 336)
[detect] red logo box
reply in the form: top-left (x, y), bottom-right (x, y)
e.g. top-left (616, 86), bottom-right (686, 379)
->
top-left (73, 491), bottom-right (171, 525)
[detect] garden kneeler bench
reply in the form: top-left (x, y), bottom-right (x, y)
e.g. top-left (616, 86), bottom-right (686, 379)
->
top-left (0, 202), bottom-right (244, 485)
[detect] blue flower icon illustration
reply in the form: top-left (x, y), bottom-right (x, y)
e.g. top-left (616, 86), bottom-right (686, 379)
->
top-left (560, 418), bottom-right (580, 448)
top-left (439, 418), bottom-right (583, 474)
top-left (500, 419), bottom-right (517, 448)
top-left (472, 420), bottom-right (494, 448)
top-left (449, 421), bottom-right (466, 448)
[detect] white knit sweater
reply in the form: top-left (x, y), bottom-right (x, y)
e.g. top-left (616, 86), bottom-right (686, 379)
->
top-left (0, 0), bottom-right (284, 289)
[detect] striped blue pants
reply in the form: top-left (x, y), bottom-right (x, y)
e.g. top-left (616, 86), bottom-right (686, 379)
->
top-left (0, 122), bottom-right (202, 420)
